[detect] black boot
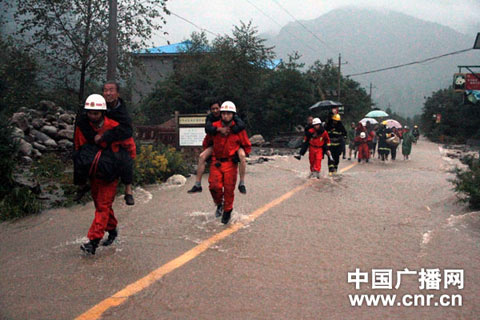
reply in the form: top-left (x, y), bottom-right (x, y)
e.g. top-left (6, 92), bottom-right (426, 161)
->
top-left (238, 184), bottom-right (247, 194)
top-left (124, 194), bottom-right (135, 206)
top-left (102, 229), bottom-right (118, 246)
top-left (215, 203), bottom-right (223, 218)
top-left (187, 185), bottom-right (202, 193)
top-left (221, 209), bottom-right (232, 224)
top-left (80, 239), bottom-right (100, 255)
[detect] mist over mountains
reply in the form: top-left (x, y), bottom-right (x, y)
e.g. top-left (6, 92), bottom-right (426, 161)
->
top-left (265, 7), bottom-right (478, 116)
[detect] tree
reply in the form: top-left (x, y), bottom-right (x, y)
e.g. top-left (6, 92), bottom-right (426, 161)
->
top-left (0, 34), bottom-right (38, 114)
top-left (9, 0), bottom-right (169, 105)
top-left (305, 60), bottom-right (372, 124)
top-left (421, 87), bottom-right (480, 143)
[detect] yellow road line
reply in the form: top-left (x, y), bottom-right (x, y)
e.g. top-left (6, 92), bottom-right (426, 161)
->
top-left (75, 162), bottom-right (357, 320)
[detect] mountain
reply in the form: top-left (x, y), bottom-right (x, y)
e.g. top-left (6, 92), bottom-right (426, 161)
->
top-left (265, 7), bottom-right (478, 116)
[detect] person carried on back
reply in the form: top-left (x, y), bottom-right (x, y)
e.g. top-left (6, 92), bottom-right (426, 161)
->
top-left (74, 81), bottom-right (136, 205)
top-left (74, 94), bottom-right (136, 255)
top-left (187, 100), bottom-right (247, 194)
top-left (203, 101), bottom-right (251, 224)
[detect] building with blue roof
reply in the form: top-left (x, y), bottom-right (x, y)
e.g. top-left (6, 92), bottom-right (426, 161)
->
top-left (132, 41), bottom-right (282, 106)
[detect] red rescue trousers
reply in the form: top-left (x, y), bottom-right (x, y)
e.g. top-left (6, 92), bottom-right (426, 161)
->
top-left (357, 143), bottom-right (370, 160)
top-left (87, 178), bottom-right (118, 240)
top-left (209, 161), bottom-right (238, 212)
top-left (308, 146), bottom-right (324, 172)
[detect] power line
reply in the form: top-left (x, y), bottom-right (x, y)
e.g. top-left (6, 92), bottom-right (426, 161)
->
top-left (346, 48), bottom-right (473, 77)
top-left (242, 0), bottom-right (319, 55)
top-left (168, 10), bottom-right (220, 38)
top-left (270, 0), bottom-right (337, 55)
top-left (268, 0), bottom-right (362, 75)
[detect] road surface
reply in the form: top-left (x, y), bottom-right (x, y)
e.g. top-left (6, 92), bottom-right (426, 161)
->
top-left (1, 138), bottom-right (479, 319)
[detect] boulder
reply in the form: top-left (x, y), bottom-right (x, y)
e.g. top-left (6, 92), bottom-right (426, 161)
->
top-left (57, 129), bottom-right (74, 140)
top-left (32, 142), bottom-right (47, 151)
top-left (57, 139), bottom-right (73, 149)
top-left (288, 137), bottom-right (303, 149)
top-left (31, 129), bottom-right (52, 143)
top-left (58, 113), bottom-right (75, 124)
top-left (249, 134), bottom-right (265, 146)
top-left (10, 112), bottom-right (29, 132)
top-left (32, 118), bottom-right (45, 130)
top-left (21, 156), bottom-right (33, 165)
top-left (31, 148), bottom-right (42, 158)
top-left (13, 173), bottom-right (41, 194)
top-left (43, 139), bottom-right (58, 148)
top-left (167, 174), bottom-right (187, 186)
top-left (18, 139), bottom-right (32, 156)
top-left (41, 125), bottom-right (58, 138)
top-left (12, 127), bottom-right (25, 139)
top-left (45, 114), bottom-right (56, 122)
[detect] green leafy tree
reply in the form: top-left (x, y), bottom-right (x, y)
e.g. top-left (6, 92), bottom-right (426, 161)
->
top-left (305, 60), bottom-right (371, 124)
top-left (8, 0), bottom-right (169, 104)
top-left (0, 35), bottom-right (38, 114)
top-left (420, 87), bottom-right (480, 143)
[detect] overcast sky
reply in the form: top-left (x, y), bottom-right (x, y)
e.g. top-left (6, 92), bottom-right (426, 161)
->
top-left (155, 0), bottom-right (480, 46)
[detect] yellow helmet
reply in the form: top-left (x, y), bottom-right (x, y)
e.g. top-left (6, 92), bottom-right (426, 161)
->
top-left (332, 114), bottom-right (341, 121)
top-left (414, 125), bottom-right (418, 128)
top-left (381, 120), bottom-right (388, 126)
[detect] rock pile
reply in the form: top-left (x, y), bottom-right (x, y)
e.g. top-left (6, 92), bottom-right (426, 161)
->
top-left (10, 100), bottom-right (76, 163)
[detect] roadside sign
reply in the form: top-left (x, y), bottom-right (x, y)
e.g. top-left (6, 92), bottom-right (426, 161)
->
top-left (466, 73), bottom-right (480, 90)
top-left (453, 73), bottom-right (466, 92)
top-left (176, 113), bottom-right (207, 147)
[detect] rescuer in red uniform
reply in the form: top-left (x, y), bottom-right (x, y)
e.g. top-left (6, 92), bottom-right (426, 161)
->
top-left (354, 131), bottom-right (371, 163)
top-left (304, 117), bottom-right (332, 179)
top-left (204, 101), bottom-right (251, 224)
top-left (74, 94), bottom-right (136, 255)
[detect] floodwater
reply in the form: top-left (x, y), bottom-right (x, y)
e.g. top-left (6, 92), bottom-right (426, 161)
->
top-left (0, 139), bottom-right (479, 319)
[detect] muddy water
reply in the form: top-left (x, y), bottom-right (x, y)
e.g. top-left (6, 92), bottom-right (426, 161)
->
top-left (1, 139), bottom-right (479, 319)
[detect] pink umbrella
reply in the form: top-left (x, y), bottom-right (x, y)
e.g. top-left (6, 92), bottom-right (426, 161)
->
top-left (385, 119), bottom-right (402, 129)
top-left (359, 117), bottom-right (378, 126)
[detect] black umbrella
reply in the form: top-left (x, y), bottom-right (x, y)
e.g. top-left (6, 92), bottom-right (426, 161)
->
top-left (309, 100), bottom-right (343, 110)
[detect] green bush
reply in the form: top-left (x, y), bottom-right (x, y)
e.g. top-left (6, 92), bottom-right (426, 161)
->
top-left (0, 186), bottom-right (42, 220)
top-left (451, 156), bottom-right (480, 209)
top-left (134, 143), bottom-right (190, 185)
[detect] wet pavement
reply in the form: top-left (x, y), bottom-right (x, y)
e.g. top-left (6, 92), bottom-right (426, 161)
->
top-left (1, 138), bottom-right (479, 319)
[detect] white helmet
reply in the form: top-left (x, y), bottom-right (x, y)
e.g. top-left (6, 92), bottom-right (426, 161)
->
top-left (360, 132), bottom-right (366, 139)
top-left (312, 117), bottom-right (322, 125)
top-left (220, 101), bottom-right (236, 113)
top-left (84, 94), bottom-right (107, 111)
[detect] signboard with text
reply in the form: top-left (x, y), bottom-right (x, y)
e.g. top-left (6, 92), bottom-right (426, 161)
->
top-left (177, 113), bottom-right (207, 147)
top-left (466, 73), bottom-right (480, 90)
top-left (179, 127), bottom-right (206, 147)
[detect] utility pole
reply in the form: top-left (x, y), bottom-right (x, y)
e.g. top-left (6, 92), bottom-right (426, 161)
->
top-left (337, 53), bottom-right (341, 100)
top-left (106, 0), bottom-right (118, 81)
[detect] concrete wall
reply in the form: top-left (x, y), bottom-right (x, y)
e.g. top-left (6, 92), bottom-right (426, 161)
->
top-left (131, 55), bottom-right (175, 106)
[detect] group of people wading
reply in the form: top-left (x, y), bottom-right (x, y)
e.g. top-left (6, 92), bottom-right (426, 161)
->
top-left (74, 94), bottom-right (251, 255)
top-left (294, 114), bottom-right (419, 178)
top-left (73, 91), bottom-right (418, 255)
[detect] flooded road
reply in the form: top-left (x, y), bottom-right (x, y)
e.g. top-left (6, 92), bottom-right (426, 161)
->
top-left (1, 138), bottom-right (479, 319)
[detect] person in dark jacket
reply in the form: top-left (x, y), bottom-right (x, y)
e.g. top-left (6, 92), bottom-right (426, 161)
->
top-left (75, 94), bottom-right (136, 254)
top-left (376, 121), bottom-right (393, 161)
top-left (187, 101), bottom-right (246, 194)
top-left (324, 114), bottom-right (347, 174)
top-left (74, 81), bottom-right (136, 205)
